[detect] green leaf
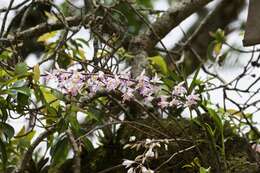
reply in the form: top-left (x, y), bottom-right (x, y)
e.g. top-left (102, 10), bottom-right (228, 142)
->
top-left (204, 122), bottom-right (219, 159)
top-left (37, 31), bottom-right (57, 43)
top-left (149, 55), bottom-right (169, 75)
top-left (15, 63), bottom-right (28, 76)
top-left (51, 137), bottom-right (70, 166)
top-left (0, 96), bottom-right (13, 121)
top-left (68, 114), bottom-right (80, 135)
top-left (137, 0), bottom-right (152, 7)
top-left (17, 92), bottom-right (29, 113)
top-left (15, 127), bottom-right (36, 147)
top-left (0, 51), bottom-right (12, 60)
top-left (57, 52), bottom-right (71, 69)
top-left (0, 122), bottom-right (15, 140)
top-left (16, 126), bottom-right (26, 137)
top-left (0, 69), bottom-right (9, 79)
top-left (188, 68), bottom-right (200, 93)
top-left (0, 138), bottom-right (7, 171)
top-left (37, 157), bottom-right (49, 171)
top-left (226, 109), bottom-right (243, 118)
top-left (199, 167), bottom-right (211, 173)
top-left (204, 123), bottom-right (215, 139)
top-left (33, 64), bottom-right (40, 82)
top-left (1, 86), bottom-right (31, 97)
top-left (40, 86), bottom-right (59, 109)
top-left (210, 29), bottom-right (225, 43)
top-left (207, 41), bottom-right (216, 61)
top-left (82, 137), bottom-right (94, 152)
top-left (10, 87), bottom-right (31, 96)
top-left (76, 38), bottom-right (90, 47)
top-left (78, 49), bottom-right (86, 59)
top-left (0, 108), bottom-right (8, 122)
top-left (213, 42), bottom-right (222, 56)
top-left (208, 108), bottom-right (223, 132)
top-left (50, 88), bottom-right (64, 100)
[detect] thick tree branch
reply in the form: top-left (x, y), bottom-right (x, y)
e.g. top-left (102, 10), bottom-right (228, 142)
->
top-left (135, 0), bottom-right (213, 51)
top-left (129, 0), bottom-right (214, 76)
top-left (166, 0), bottom-right (245, 75)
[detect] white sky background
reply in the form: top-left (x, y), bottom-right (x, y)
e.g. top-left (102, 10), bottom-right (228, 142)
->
top-left (1, 0), bottom-right (260, 146)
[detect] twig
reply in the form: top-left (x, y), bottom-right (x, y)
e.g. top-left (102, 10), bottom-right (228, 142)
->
top-left (0, 0), bottom-right (28, 13)
top-left (0, 0), bottom-right (15, 37)
top-left (183, 0), bottom-right (223, 47)
top-left (17, 126), bottom-right (55, 173)
top-left (155, 145), bottom-right (197, 171)
top-left (66, 129), bottom-right (81, 173)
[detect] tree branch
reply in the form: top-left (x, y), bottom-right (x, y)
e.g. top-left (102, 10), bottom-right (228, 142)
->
top-left (14, 15), bottom-right (84, 40)
top-left (129, 0), bottom-right (214, 76)
top-left (142, 0), bottom-right (213, 50)
top-left (0, 15), bottom-right (84, 49)
top-left (17, 126), bottom-right (55, 173)
top-left (0, 0), bottom-right (214, 77)
top-left (66, 129), bottom-right (81, 173)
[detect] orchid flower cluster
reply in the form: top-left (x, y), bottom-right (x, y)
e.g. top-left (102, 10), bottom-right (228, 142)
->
top-left (122, 138), bottom-right (170, 173)
top-left (45, 68), bottom-right (200, 108)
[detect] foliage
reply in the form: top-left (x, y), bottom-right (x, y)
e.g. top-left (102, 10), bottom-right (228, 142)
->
top-left (0, 0), bottom-right (259, 173)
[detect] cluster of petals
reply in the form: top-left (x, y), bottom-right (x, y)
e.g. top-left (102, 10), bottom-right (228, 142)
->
top-left (122, 138), bottom-right (170, 173)
top-left (158, 83), bottom-right (200, 108)
top-left (45, 69), bottom-right (200, 107)
top-left (122, 160), bottom-right (154, 173)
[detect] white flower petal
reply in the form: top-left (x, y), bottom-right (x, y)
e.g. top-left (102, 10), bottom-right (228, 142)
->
top-left (122, 160), bottom-right (135, 168)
